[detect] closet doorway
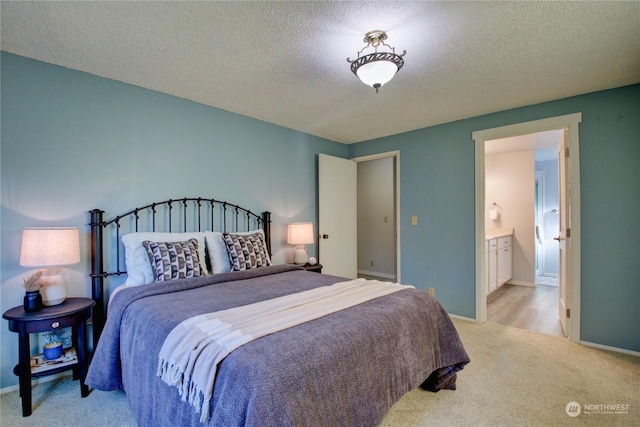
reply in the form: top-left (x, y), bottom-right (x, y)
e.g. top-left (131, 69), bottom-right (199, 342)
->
top-left (354, 151), bottom-right (400, 283)
top-left (318, 151), bottom-right (400, 282)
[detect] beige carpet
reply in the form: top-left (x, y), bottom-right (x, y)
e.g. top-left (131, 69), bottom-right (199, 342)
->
top-left (2, 318), bottom-right (638, 426)
top-left (381, 319), bottom-right (639, 426)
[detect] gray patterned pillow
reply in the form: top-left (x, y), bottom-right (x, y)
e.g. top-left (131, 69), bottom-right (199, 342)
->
top-left (222, 232), bottom-right (271, 271)
top-left (142, 238), bottom-right (202, 281)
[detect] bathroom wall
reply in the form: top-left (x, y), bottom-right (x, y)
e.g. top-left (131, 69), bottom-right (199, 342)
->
top-left (485, 151), bottom-right (536, 285)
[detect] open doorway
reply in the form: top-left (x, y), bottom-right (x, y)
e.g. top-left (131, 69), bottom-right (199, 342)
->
top-left (484, 135), bottom-right (562, 336)
top-left (473, 113), bottom-right (582, 344)
top-left (354, 151), bottom-right (400, 283)
top-left (317, 152), bottom-right (400, 282)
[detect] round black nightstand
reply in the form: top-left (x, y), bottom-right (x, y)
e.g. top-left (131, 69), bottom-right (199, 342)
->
top-left (3, 297), bottom-right (95, 416)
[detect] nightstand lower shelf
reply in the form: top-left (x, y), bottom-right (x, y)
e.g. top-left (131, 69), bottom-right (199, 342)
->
top-left (14, 347), bottom-right (79, 377)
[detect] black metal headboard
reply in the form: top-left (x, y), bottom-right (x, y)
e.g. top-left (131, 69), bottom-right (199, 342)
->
top-left (89, 197), bottom-right (271, 346)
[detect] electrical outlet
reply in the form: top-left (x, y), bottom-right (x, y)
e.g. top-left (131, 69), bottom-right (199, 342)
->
top-left (384, 216), bottom-right (388, 223)
top-left (411, 216), bottom-right (418, 226)
top-left (428, 287), bottom-right (435, 296)
top-left (370, 260), bottom-right (374, 267)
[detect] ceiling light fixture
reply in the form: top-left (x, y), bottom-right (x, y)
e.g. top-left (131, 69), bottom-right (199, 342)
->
top-left (347, 30), bottom-right (406, 93)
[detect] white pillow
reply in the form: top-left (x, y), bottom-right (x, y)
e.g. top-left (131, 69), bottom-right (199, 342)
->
top-left (122, 232), bottom-right (208, 285)
top-left (205, 229), bottom-right (269, 274)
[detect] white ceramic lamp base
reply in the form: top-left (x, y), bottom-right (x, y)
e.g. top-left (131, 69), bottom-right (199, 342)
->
top-left (293, 246), bottom-right (308, 266)
top-left (40, 269), bottom-right (68, 306)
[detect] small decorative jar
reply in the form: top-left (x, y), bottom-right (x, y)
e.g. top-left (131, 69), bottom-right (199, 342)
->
top-left (43, 342), bottom-right (63, 360)
top-left (23, 291), bottom-right (43, 313)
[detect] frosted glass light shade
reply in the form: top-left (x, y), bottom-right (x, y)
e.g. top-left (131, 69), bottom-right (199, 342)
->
top-left (356, 60), bottom-right (398, 88)
top-left (20, 227), bottom-right (81, 267)
top-left (287, 223), bottom-right (314, 245)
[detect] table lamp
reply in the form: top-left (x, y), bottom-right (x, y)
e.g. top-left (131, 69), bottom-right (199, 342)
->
top-left (287, 222), bottom-right (314, 266)
top-left (19, 227), bottom-right (80, 306)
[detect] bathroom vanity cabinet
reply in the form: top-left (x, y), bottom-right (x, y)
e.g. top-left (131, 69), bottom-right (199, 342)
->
top-left (487, 235), bottom-right (512, 295)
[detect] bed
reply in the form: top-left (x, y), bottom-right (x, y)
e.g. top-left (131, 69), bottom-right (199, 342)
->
top-left (85, 197), bottom-right (469, 427)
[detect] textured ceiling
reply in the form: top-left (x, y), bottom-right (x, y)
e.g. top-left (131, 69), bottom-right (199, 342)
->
top-left (486, 129), bottom-right (563, 162)
top-left (2, 1), bottom-right (639, 144)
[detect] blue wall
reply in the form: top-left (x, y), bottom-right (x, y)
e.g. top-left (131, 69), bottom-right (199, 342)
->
top-left (349, 84), bottom-right (640, 353)
top-left (0, 52), bottom-right (347, 388)
top-left (2, 52), bottom-right (638, 389)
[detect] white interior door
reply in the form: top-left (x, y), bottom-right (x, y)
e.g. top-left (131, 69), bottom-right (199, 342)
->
top-left (318, 154), bottom-right (357, 278)
top-left (557, 132), bottom-right (571, 337)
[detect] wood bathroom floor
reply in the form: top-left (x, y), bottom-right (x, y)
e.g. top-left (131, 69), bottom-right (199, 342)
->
top-left (487, 284), bottom-right (564, 337)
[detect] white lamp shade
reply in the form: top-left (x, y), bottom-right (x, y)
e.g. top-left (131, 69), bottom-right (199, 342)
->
top-left (356, 60), bottom-right (398, 88)
top-left (20, 227), bottom-right (81, 267)
top-left (287, 222), bottom-right (314, 245)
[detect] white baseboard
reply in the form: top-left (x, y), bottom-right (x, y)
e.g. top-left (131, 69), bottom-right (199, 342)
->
top-left (506, 280), bottom-right (536, 288)
top-left (446, 315), bottom-right (640, 357)
top-left (580, 340), bottom-right (640, 357)
top-left (0, 371), bottom-right (72, 395)
top-left (357, 270), bottom-right (396, 280)
top-left (448, 313), bottom-right (476, 322)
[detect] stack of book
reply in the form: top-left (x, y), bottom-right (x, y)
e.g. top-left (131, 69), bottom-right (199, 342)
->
top-left (30, 347), bottom-right (77, 374)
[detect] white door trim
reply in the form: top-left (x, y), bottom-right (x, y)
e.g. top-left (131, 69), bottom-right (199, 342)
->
top-left (472, 113), bottom-right (582, 343)
top-left (352, 151), bottom-right (401, 283)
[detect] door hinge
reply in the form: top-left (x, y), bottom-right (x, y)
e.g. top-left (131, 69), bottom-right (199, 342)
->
top-left (565, 147), bottom-right (569, 158)
top-left (566, 308), bottom-right (571, 318)
top-left (566, 228), bottom-right (571, 238)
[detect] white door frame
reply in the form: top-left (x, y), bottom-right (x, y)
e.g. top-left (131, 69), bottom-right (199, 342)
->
top-left (473, 113), bottom-right (582, 343)
top-left (352, 151), bottom-right (401, 283)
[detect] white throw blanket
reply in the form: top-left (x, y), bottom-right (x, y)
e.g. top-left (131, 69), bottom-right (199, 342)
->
top-left (157, 278), bottom-right (413, 422)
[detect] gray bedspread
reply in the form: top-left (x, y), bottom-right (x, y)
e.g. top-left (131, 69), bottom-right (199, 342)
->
top-left (86, 265), bottom-right (469, 427)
